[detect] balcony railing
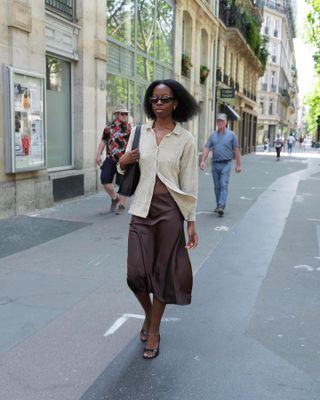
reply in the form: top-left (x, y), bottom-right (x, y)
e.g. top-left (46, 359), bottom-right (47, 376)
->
top-left (45, 0), bottom-right (75, 20)
top-left (219, 2), bottom-right (249, 41)
top-left (223, 74), bottom-right (229, 85)
top-left (261, 82), bottom-right (267, 90)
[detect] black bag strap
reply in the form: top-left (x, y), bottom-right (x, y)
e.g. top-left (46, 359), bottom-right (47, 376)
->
top-left (132, 125), bottom-right (141, 150)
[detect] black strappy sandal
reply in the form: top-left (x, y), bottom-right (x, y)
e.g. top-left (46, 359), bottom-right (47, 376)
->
top-left (143, 335), bottom-right (160, 360)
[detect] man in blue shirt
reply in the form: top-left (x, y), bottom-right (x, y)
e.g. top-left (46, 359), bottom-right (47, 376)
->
top-left (200, 113), bottom-right (241, 217)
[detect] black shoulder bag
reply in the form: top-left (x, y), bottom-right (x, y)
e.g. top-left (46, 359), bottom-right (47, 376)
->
top-left (118, 125), bottom-right (141, 197)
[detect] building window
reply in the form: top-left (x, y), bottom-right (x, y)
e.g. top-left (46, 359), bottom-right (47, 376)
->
top-left (271, 70), bottom-right (276, 88)
top-left (46, 56), bottom-right (72, 169)
top-left (106, 0), bottom-right (174, 123)
top-left (45, 0), bottom-right (75, 20)
top-left (269, 99), bottom-right (273, 115)
top-left (260, 98), bottom-right (264, 114)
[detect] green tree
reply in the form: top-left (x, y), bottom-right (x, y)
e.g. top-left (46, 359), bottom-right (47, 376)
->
top-left (304, 0), bottom-right (320, 138)
top-left (304, 81), bottom-right (320, 137)
top-left (305, 0), bottom-right (320, 74)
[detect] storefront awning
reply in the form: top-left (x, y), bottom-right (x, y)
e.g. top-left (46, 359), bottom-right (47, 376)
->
top-left (224, 104), bottom-right (241, 121)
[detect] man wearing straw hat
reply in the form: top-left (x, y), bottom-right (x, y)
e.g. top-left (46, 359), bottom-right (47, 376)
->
top-left (96, 105), bottom-right (132, 214)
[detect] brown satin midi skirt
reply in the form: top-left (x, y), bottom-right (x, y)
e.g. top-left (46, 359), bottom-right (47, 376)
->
top-left (127, 191), bottom-right (193, 305)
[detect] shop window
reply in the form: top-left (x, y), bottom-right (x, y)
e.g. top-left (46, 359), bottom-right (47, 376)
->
top-left (46, 56), bottom-right (72, 169)
top-left (106, 0), bottom-right (174, 123)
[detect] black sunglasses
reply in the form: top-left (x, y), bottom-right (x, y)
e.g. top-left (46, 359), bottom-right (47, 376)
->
top-left (119, 112), bottom-right (128, 116)
top-left (149, 96), bottom-right (175, 104)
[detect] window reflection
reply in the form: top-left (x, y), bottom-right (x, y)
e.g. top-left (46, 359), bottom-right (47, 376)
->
top-left (106, 75), bottom-right (130, 122)
top-left (156, 0), bottom-right (173, 65)
top-left (107, 0), bottom-right (135, 46)
top-left (106, 0), bottom-right (174, 123)
top-left (137, 0), bottom-right (155, 56)
top-left (46, 57), bottom-right (63, 91)
top-left (136, 55), bottom-right (154, 81)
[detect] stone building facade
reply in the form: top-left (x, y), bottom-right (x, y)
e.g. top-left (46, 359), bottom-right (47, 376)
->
top-left (256, 0), bottom-right (298, 144)
top-left (0, 0), bottom-right (106, 218)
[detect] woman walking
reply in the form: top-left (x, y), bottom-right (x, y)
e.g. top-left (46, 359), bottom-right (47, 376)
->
top-left (118, 79), bottom-right (199, 359)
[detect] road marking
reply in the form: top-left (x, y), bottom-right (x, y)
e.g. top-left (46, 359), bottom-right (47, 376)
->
top-left (240, 196), bottom-right (253, 201)
top-left (308, 218), bottom-right (320, 222)
top-left (251, 186), bottom-right (267, 190)
top-left (88, 254), bottom-right (110, 266)
top-left (196, 211), bottom-right (214, 215)
top-left (104, 313), bottom-right (180, 337)
top-left (294, 265), bottom-right (314, 272)
top-left (214, 226), bottom-right (229, 231)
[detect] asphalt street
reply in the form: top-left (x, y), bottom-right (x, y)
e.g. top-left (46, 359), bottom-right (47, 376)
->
top-left (0, 145), bottom-right (320, 400)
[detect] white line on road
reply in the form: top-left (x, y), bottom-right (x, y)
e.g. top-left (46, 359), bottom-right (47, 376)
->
top-left (214, 226), bottom-right (229, 231)
top-left (104, 313), bottom-right (180, 337)
top-left (294, 265), bottom-right (314, 272)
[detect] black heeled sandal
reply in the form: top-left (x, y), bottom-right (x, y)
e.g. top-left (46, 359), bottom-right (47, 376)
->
top-left (143, 334), bottom-right (160, 360)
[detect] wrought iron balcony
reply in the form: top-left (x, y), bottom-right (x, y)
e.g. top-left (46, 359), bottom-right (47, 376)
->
top-left (219, 1), bottom-right (249, 41)
top-left (45, 0), bottom-right (75, 20)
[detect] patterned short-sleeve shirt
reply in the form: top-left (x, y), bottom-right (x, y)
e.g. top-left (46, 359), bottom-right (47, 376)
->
top-left (102, 120), bottom-right (131, 162)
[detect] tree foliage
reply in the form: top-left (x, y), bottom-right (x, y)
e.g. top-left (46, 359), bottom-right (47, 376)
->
top-left (304, 80), bottom-right (320, 136)
top-left (305, 0), bottom-right (320, 75)
top-left (303, 0), bottom-right (320, 136)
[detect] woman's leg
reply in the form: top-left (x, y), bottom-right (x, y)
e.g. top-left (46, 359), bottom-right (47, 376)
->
top-left (135, 292), bottom-right (153, 336)
top-left (144, 297), bottom-right (166, 358)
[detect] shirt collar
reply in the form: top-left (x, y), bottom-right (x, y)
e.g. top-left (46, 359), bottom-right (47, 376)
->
top-left (112, 120), bottom-right (128, 129)
top-left (146, 120), bottom-right (183, 135)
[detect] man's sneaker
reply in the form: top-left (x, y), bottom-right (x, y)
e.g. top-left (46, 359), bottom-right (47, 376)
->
top-left (115, 204), bottom-right (125, 215)
top-left (214, 207), bottom-right (219, 213)
top-left (110, 196), bottom-right (119, 212)
top-left (217, 208), bottom-right (224, 217)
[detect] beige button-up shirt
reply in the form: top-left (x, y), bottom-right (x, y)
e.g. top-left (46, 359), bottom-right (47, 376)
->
top-left (118, 121), bottom-right (198, 221)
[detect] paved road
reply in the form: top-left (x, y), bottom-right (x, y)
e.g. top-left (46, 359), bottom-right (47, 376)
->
top-left (0, 147), bottom-right (320, 400)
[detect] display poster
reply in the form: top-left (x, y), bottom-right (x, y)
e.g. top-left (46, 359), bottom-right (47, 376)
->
top-left (5, 66), bottom-right (46, 173)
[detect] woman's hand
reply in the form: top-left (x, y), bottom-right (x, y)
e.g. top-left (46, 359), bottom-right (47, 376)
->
top-left (119, 148), bottom-right (140, 170)
top-left (185, 221), bottom-right (198, 250)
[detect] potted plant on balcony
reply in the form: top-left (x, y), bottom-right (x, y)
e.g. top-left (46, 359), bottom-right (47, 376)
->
top-left (181, 53), bottom-right (192, 77)
top-left (200, 65), bottom-right (210, 84)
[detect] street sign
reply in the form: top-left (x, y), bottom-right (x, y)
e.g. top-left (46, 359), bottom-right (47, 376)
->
top-left (220, 88), bottom-right (235, 98)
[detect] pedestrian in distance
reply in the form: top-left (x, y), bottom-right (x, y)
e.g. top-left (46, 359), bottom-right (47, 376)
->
top-left (96, 105), bottom-right (132, 214)
top-left (263, 136), bottom-right (269, 152)
top-left (200, 113), bottom-right (241, 217)
top-left (118, 79), bottom-right (199, 360)
top-left (274, 134), bottom-right (283, 161)
top-left (287, 133), bottom-right (295, 155)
